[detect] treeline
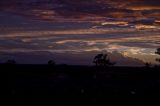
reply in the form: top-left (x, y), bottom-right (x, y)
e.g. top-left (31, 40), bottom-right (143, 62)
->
top-left (0, 48), bottom-right (160, 67)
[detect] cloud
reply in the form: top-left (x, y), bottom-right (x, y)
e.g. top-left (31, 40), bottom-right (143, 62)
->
top-left (0, 26), bottom-right (159, 65)
top-left (0, 0), bottom-right (160, 30)
top-left (0, 0), bottom-right (160, 65)
top-left (0, 0), bottom-right (159, 21)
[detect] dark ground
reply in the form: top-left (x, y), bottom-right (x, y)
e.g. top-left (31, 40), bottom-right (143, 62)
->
top-left (1, 64), bottom-right (160, 105)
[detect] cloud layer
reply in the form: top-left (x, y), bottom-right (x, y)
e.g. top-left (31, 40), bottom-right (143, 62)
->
top-left (0, 0), bottom-right (160, 21)
top-left (0, 1), bottom-right (160, 65)
top-left (0, 0), bottom-right (160, 31)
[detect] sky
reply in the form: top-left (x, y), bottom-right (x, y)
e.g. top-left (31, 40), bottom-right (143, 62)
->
top-left (0, 0), bottom-right (160, 66)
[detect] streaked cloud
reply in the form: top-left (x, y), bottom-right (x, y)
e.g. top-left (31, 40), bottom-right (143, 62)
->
top-left (0, 0), bottom-right (160, 65)
top-left (0, 0), bottom-right (160, 20)
top-left (0, 0), bottom-right (160, 30)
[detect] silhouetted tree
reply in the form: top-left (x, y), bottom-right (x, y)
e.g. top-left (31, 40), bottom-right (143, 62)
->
top-left (103, 54), bottom-right (116, 66)
top-left (93, 53), bottom-right (116, 66)
top-left (155, 48), bottom-right (160, 63)
top-left (145, 62), bottom-right (151, 68)
top-left (48, 60), bottom-right (55, 65)
top-left (156, 59), bottom-right (160, 63)
top-left (6, 59), bottom-right (16, 64)
top-left (155, 48), bottom-right (160, 55)
top-left (93, 53), bottom-right (103, 66)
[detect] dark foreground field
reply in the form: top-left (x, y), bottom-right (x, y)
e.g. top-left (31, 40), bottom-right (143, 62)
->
top-left (2, 65), bottom-right (160, 105)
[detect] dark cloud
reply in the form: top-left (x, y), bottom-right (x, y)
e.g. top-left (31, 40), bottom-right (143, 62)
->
top-left (0, 0), bottom-right (159, 21)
